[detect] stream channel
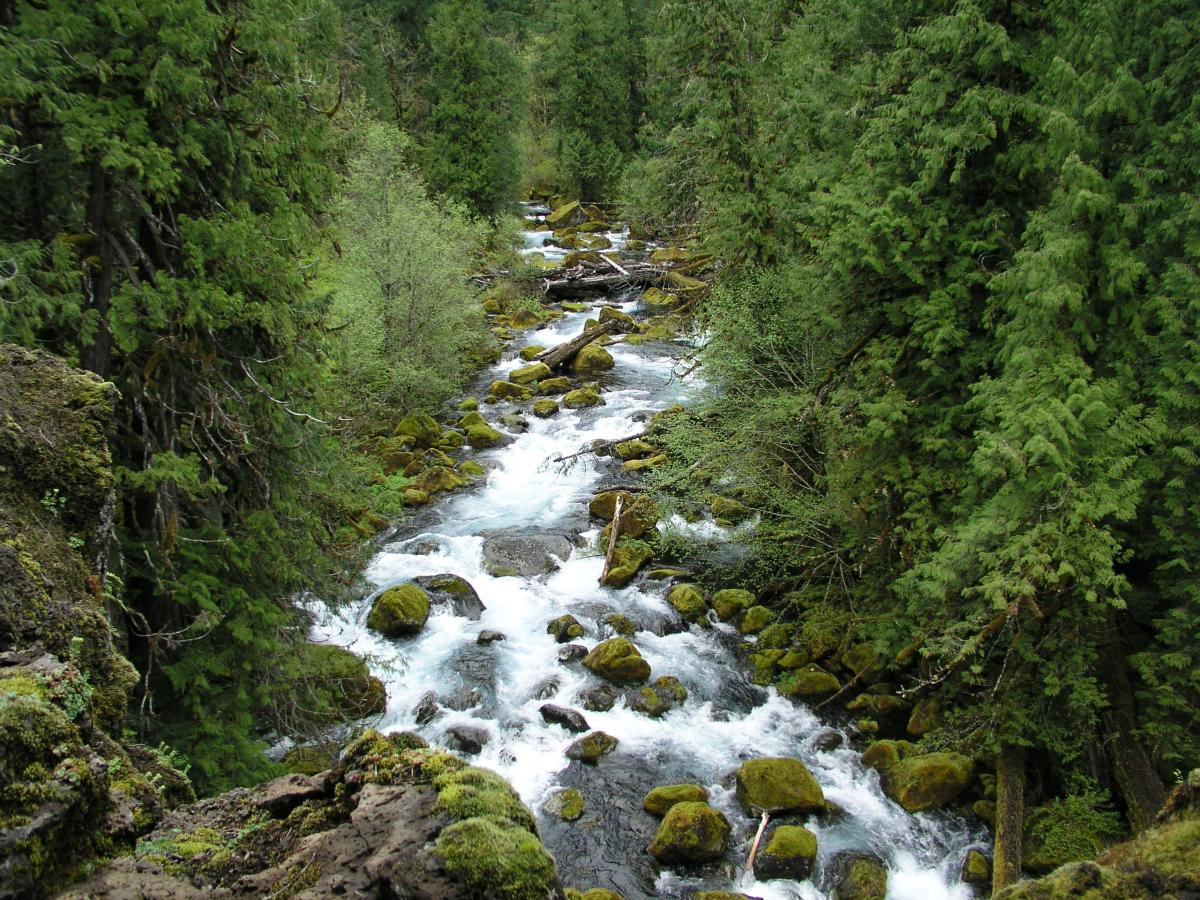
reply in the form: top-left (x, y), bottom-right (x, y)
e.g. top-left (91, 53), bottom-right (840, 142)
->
top-left (311, 215), bottom-right (987, 899)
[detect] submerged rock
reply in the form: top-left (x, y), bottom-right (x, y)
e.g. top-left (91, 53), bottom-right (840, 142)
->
top-left (558, 644), bottom-right (590, 663)
top-left (583, 638), bottom-right (652, 685)
top-left (367, 584), bottom-right (431, 637)
top-left (646, 801), bottom-right (730, 864)
top-left (642, 784), bottom-right (709, 818)
top-left (734, 757), bottom-right (825, 815)
top-left (578, 684), bottom-right (620, 712)
top-left (444, 725), bottom-right (490, 755)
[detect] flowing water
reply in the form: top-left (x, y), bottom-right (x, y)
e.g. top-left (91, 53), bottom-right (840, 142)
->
top-left (311, 227), bottom-right (987, 898)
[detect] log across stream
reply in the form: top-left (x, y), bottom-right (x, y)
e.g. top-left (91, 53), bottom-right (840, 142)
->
top-left (311, 256), bottom-right (985, 898)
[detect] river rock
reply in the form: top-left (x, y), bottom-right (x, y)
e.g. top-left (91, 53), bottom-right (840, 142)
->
top-left (489, 379), bottom-right (532, 401)
top-left (709, 588), bottom-right (755, 622)
top-left (824, 851), bottom-right (888, 900)
top-left (532, 398), bottom-right (559, 417)
top-left (540, 704), bottom-right (590, 733)
top-left (482, 527), bottom-right (574, 577)
top-left (571, 343), bottom-right (615, 376)
top-left (563, 385), bottom-right (604, 409)
top-left (538, 375), bottom-right (572, 395)
top-left (547, 613), bottom-right (585, 643)
top-left (543, 788), bottom-right (586, 822)
top-left (394, 411), bottom-right (441, 447)
top-left (906, 697), bottom-right (940, 737)
top-left (412, 574), bottom-right (486, 620)
top-left (598, 305), bottom-right (636, 331)
top-left (667, 583), bottom-right (708, 625)
top-left (735, 757), bottom-right (825, 814)
top-left (442, 686), bottom-right (483, 711)
top-left (778, 664), bottom-right (841, 699)
top-left (366, 584), bottom-right (430, 637)
top-left (546, 199), bottom-right (587, 228)
top-left (558, 643), bottom-right (590, 663)
top-left (753, 825), bottom-right (818, 881)
top-left (510, 362), bottom-right (552, 385)
top-left (642, 784), bottom-right (709, 817)
top-left (628, 676), bottom-right (687, 717)
top-left (961, 848), bottom-right (991, 884)
top-left (589, 489), bottom-right (632, 520)
top-left (578, 684), bottom-right (620, 712)
top-left (466, 423), bottom-right (504, 448)
top-left (583, 638), bottom-right (651, 685)
top-left (812, 729), bottom-right (844, 752)
top-left (566, 731), bottom-right (619, 764)
top-left (646, 801), bottom-right (730, 864)
top-left (880, 751), bottom-right (974, 812)
top-left (603, 612), bottom-right (637, 636)
top-left (614, 438), bottom-right (658, 460)
top-left (531, 676), bottom-right (561, 700)
top-left (602, 540), bottom-right (655, 587)
top-left (739, 605), bottom-right (776, 634)
top-left (413, 691), bottom-right (440, 725)
top-left (414, 465), bottom-right (468, 494)
top-left (476, 630), bottom-right (505, 645)
top-left (444, 725), bottom-right (489, 755)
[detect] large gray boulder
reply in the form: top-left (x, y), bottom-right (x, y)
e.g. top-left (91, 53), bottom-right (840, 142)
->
top-left (481, 527), bottom-right (575, 577)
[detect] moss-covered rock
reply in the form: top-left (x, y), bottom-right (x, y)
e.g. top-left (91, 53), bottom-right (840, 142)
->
top-left (739, 605), bottom-right (776, 634)
top-left (734, 757), bottom-right (825, 815)
top-left (533, 399), bottom-right (560, 418)
top-left (590, 490), bottom-right (632, 521)
top-left (756, 622), bottom-right (793, 649)
top-left (598, 495), bottom-right (660, 542)
top-left (543, 787), bottom-right (586, 821)
top-left (547, 200), bottom-right (587, 228)
top-left (602, 539), bottom-right (655, 587)
top-left (302, 643), bottom-right (386, 718)
top-left (643, 784), bottom-right (709, 817)
top-left (565, 731), bottom-right (619, 764)
top-left (489, 380), bottom-right (533, 401)
top-left (437, 429), bottom-right (466, 451)
top-left (613, 438), bottom-right (659, 461)
top-left (571, 343), bottom-right (615, 376)
top-left (519, 345), bottom-right (547, 361)
top-left (435, 816), bottom-right (560, 899)
top-left (777, 664), bottom-right (841, 699)
top-left (414, 466), bottom-right (468, 494)
top-left (538, 376), bottom-right (573, 395)
top-left (709, 495), bottom-right (750, 523)
top-left (547, 614), bottom-right (585, 643)
top-left (403, 487), bottom-right (431, 506)
top-left (753, 825), bottom-right (818, 881)
top-left (621, 454), bottom-right (667, 473)
top-left (394, 411), bottom-right (442, 447)
top-left (511, 362), bottom-right (552, 385)
top-left (459, 460), bottom-right (486, 478)
top-left (434, 766), bottom-right (537, 834)
top-left (860, 739), bottom-right (916, 773)
top-left (458, 397), bottom-right (479, 411)
top-left (711, 588), bottom-right (755, 622)
top-left (777, 649), bottom-right (810, 670)
top-left (598, 306), bottom-right (635, 331)
top-left (830, 853), bottom-right (889, 900)
top-left (647, 801), bottom-right (730, 864)
top-left (906, 697), bottom-right (940, 737)
top-left (603, 613), bottom-right (637, 636)
top-left (366, 584), bottom-right (431, 637)
top-left (665, 271), bottom-right (707, 294)
top-left (583, 638), bottom-right (651, 684)
top-left (629, 676), bottom-right (688, 717)
top-left (667, 583), bottom-right (708, 625)
top-left (961, 848), bottom-right (991, 884)
top-left (846, 690), bottom-right (911, 720)
top-left (458, 410), bottom-right (487, 429)
top-left (750, 649), bottom-right (786, 685)
top-left (466, 423), bottom-right (504, 448)
top-left (508, 308), bottom-right (542, 329)
top-left (879, 752), bottom-right (975, 812)
top-left (563, 385), bottom-right (604, 409)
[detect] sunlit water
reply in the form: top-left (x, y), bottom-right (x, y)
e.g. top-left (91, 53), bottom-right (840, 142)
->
top-left (311, 235), bottom-right (986, 898)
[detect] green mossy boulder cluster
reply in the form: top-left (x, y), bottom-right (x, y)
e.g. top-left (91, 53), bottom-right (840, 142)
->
top-left (643, 784), bottom-right (709, 817)
top-left (859, 740), bottom-right (975, 813)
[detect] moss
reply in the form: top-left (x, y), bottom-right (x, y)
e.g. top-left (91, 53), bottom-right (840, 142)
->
top-left (459, 461), bottom-right (486, 478)
top-left (734, 757), bottom-right (825, 815)
top-left (962, 848), bottom-right (991, 884)
top-left (458, 397), bottom-right (479, 411)
top-left (393, 412), bottom-right (441, 447)
top-left (282, 745), bottom-right (337, 776)
top-left (777, 650), bottom-right (810, 670)
top-left (881, 752), bottom-right (975, 813)
top-left (776, 665), bottom-right (840, 698)
top-left (437, 430), bottom-right (465, 451)
top-left (489, 380), bottom-right (533, 401)
top-left (643, 784), bottom-right (709, 817)
top-left (563, 385), bottom-right (604, 409)
top-left (466, 424), bottom-right (504, 448)
top-left (614, 439), bottom-right (658, 461)
top-left (402, 487), bottom-right (430, 506)
top-left (667, 584), bottom-right (708, 625)
top-left (543, 788), bottom-right (585, 821)
top-left (435, 816), bottom-right (559, 899)
top-left (709, 496), bottom-right (750, 523)
top-left (860, 739), bottom-right (916, 772)
top-left (621, 454), bottom-right (666, 473)
top-left (838, 856), bottom-right (888, 900)
top-left (582, 638), bottom-right (651, 684)
top-left (906, 697), bottom-right (940, 736)
top-left (538, 376), bottom-right (572, 395)
top-left (647, 801), bottom-right (730, 864)
top-left (459, 411), bottom-right (488, 429)
top-left (547, 614), bottom-right (585, 642)
top-left (604, 614), bottom-right (637, 636)
top-left (630, 676), bottom-right (687, 717)
top-left (510, 362), bottom-right (553, 385)
top-left (739, 605), bottom-right (776, 634)
top-left (756, 623), bottom-right (792, 649)
top-left (711, 588), bottom-right (755, 622)
top-left (603, 539), bottom-right (655, 586)
top-left (434, 767), bottom-right (537, 834)
top-left (366, 584), bottom-right (431, 637)
top-left (750, 650), bottom-right (785, 685)
top-left (299, 643), bottom-right (387, 718)
top-left (519, 345), bottom-right (547, 361)
top-left (533, 399), bottom-right (559, 417)
top-left (755, 825), bottom-right (818, 881)
top-left (413, 466), bottom-right (468, 494)
top-left (565, 731), bottom-right (619, 764)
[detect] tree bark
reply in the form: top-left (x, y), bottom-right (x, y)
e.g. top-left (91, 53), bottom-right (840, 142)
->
top-left (80, 161), bottom-right (114, 378)
top-left (537, 319), bottom-right (618, 370)
top-left (542, 264), bottom-right (665, 298)
top-left (598, 496), bottom-right (622, 587)
top-left (1099, 644), bottom-right (1167, 832)
top-left (992, 744), bottom-right (1025, 894)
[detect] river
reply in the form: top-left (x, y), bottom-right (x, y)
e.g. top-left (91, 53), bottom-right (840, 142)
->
top-left (311, 217), bottom-right (986, 899)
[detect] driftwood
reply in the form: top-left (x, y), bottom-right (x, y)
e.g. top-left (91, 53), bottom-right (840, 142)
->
top-left (745, 810), bottom-right (770, 874)
top-left (598, 496), bottom-right (623, 587)
top-left (537, 319), bottom-right (619, 370)
top-left (542, 263), bottom-right (666, 298)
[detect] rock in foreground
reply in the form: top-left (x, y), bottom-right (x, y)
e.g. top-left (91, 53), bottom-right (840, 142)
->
top-left (646, 801), bottom-right (730, 864)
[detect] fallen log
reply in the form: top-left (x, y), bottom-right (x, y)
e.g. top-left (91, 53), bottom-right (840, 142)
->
top-left (537, 319), bottom-right (618, 370)
top-left (542, 264), bottom-right (666, 298)
top-left (598, 496), bottom-right (623, 587)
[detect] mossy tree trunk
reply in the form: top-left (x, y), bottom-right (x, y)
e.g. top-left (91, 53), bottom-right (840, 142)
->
top-left (993, 743), bottom-right (1025, 894)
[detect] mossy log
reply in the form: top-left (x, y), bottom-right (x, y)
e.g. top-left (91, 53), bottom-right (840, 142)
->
top-left (537, 319), bottom-right (619, 370)
top-left (993, 744), bottom-right (1025, 894)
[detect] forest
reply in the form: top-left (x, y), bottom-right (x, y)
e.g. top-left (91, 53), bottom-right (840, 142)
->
top-left (1, 0), bottom-right (1198, 898)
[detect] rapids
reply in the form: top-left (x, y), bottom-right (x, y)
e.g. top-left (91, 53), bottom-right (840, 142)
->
top-left (311, 230), bottom-right (987, 898)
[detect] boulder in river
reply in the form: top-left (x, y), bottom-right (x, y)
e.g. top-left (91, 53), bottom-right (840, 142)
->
top-left (466, 423), bottom-right (504, 448)
top-left (667, 583), bottom-right (708, 626)
top-left (824, 851), bottom-right (889, 900)
top-left (540, 704), bottom-right (589, 734)
top-left (519, 345), bottom-right (546, 361)
top-left (646, 801), bottom-right (730, 864)
top-left (414, 466), bottom-right (469, 495)
top-left (476, 630), bottom-right (505, 645)
top-left (538, 375), bottom-right (572, 395)
top-left (578, 684), bottom-right (620, 712)
top-left (558, 643), bottom-right (589, 663)
top-left (753, 825), bottom-right (818, 881)
top-left (571, 343), bottom-right (615, 376)
top-left (413, 691), bottom-right (440, 725)
top-left (366, 584), bottom-right (430, 637)
top-left (489, 379), bottom-right (532, 401)
top-left (547, 613), bottom-right (585, 643)
top-left (510, 361), bottom-right (552, 385)
top-left (777, 664), bottom-right (841, 699)
top-left (444, 725), bottom-right (490, 755)
top-left (583, 638), bottom-right (651, 685)
top-left (603, 612), bottom-right (637, 636)
top-left (739, 605), bottom-right (776, 634)
top-left (566, 731), bottom-right (619, 764)
top-left (879, 751), bottom-right (974, 812)
top-left (412, 574), bottom-right (485, 620)
top-left (532, 398), bottom-right (559, 417)
top-left (628, 676), bottom-right (687, 718)
top-left (734, 757), bottom-right (825, 815)
top-left (482, 527), bottom-right (574, 577)
top-left (393, 411), bottom-right (441, 447)
top-left (642, 784), bottom-right (709, 817)
top-left (602, 539), bottom-right (656, 587)
top-left (563, 385), bottom-right (604, 409)
top-left (543, 788), bottom-right (586, 822)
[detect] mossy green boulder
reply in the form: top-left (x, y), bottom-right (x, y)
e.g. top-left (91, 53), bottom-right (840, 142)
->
top-left (414, 466), bottom-right (468, 494)
top-left (458, 460), bottom-right (486, 478)
top-left (589, 489), bottom-right (632, 520)
top-left (602, 539), bottom-right (655, 587)
top-left (458, 410), bottom-right (488, 428)
top-left (604, 613), bottom-right (637, 636)
top-left (489, 380), bottom-right (533, 401)
top-left (710, 495), bottom-right (750, 523)
top-left (565, 731), bottom-right (619, 764)
top-left (711, 588), bottom-right (755, 622)
top-left (832, 854), bottom-right (889, 900)
top-left (739, 605), bottom-right (776, 634)
top-left (666, 583), bottom-right (707, 625)
top-left (629, 675), bottom-right (688, 717)
top-left (906, 697), bottom-right (940, 737)
top-left (563, 385), bottom-right (604, 408)
top-left (598, 305), bottom-right (636, 330)
top-left (543, 787), bottom-right (586, 821)
top-left (879, 752), bottom-right (974, 812)
top-left (437, 429), bottom-right (465, 450)
top-left (538, 375), bottom-right (572, 395)
top-left (614, 438), bottom-right (659, 461)
top-left (756, 622), bottom-right (793, 649)
top-left (582, 638), bottom-right (651, 684)
top-left (734, 757), bottom-right (825, 814)
top-left (643, 784), bottom-right (709, 817)
top-left (546, 199), bottom-right (586, 228)
top-left (367, 584), bottom-right (431, 637)
top-left (533, 398), bottom-right (559, 417)
top-left (434, 816), bottom-right (559, 899)
top-left (394, 411), bottom-right (441, 447)
top-left (621, 454), bottom-right (667, 472)
top-left (753, 825), bottom-right (818, 881)
top-left (510, 361), bottom-right (552, 385)
top-left (777, 664), bottom-right (840, 699)
top-left (961, 848), bottom-right (991, 884)
top-left (466, 423), bottom-right (504, 448)
top-left (547, 614), bottom-right (584, 643)
top-left (519, 345), bottom-right (547, 361)
top-left (750, 649), bottom-right (785, 685)
top-left (647, 802), bottom-right (730, 864)
top-left (458, 397), bottom-right (478, 411)
top-left (571, 343), bottom-right (615, 376)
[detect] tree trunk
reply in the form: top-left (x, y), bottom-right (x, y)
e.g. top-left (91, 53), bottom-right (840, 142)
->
top-left (992, 744), bottom-right (1025, 894)
top-left (79, 161), bottom-right (114, 378)
top-left (542, 264), bottom-right (665, 299)
top-left (537, 319), bottom-right (618, 370)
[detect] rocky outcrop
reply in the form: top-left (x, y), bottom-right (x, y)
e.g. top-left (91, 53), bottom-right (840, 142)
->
top-left (60, 731), bottom-right (566, 899)
top-left (482, 528), bottom-right (575, 577)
